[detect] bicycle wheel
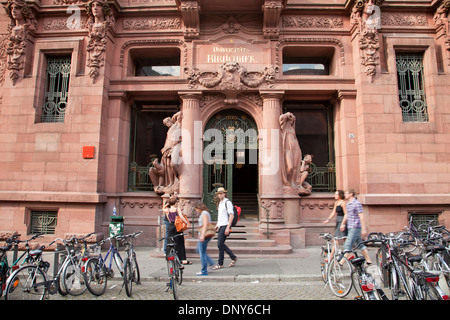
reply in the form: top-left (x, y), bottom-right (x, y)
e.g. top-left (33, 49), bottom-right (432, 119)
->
top-left (113, 251), bottom-right (124, 277)
top-left (424, 282), bottom-right (442, 300)
top-left (132, 252), bottom-right (141, 285)
top-left (351, 269), bottom-right (363, 298)
top-left (327, 256), bottom-right (352, 298)
top-left (124, 258), bottom-right (133, 297)
top-left (84, 257), bottom-right (107, 296)
top-left (63, 258), bottom-right (87, 296)
top-left (176, 258), bottom-right (183, 285)
top-left (5, 265), bottom-right (47, 300)
top-left (320, 247), bottom-right (328, 283)
top-left (167, 259), bottom-right (178, 300)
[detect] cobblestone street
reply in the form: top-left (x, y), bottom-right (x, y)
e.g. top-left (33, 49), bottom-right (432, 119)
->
top-left (52, 279), bottom-right (350, 301)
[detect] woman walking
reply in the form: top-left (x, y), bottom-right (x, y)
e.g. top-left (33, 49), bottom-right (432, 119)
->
top-left (162, 194), bottom-right (191, 266)
top-left (323, 190), bottom-right (347, 258)
top-left (194, 202), bottom-right (215, 276)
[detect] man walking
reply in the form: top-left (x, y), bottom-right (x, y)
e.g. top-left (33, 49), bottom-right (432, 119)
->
top-left (212, 187), bottom-right (237, 269)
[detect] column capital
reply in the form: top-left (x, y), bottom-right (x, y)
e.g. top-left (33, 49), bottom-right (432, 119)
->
top-left (178, 91), bottom-right (202, 101)
top-left (259, 90), bottom-right (285, 100)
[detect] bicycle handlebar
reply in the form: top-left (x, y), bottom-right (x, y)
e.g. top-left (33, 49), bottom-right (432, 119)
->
top-left (158, 233), bottom-right (184, 242)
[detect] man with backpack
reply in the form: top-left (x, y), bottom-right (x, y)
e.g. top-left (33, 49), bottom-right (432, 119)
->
top-left (212, 187), bottom-right (238, 269)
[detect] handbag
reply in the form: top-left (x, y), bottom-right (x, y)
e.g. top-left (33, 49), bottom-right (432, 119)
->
top-left (175, 214), bottom-right (189, 232)
top-left (204, 223), bottom-right (216, 239)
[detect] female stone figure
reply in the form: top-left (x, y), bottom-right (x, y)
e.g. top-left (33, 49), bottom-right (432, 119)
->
top-left (280, 112), bottom-right (302, 192)
top-left (279, 112), bottom-right (312, 195)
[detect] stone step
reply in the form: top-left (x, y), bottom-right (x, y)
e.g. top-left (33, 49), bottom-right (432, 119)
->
top-left (185, 238), bottom-right (277, 248)
top-left (185, 244), bottom-right (293, 255)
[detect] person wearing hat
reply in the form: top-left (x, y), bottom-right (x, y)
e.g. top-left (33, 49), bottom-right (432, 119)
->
top-left (212, 187), bottom-right (237, 269)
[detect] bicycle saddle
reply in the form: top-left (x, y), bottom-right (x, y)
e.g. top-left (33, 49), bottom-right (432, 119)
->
top-left (350, 256), bottom-right (366, 266)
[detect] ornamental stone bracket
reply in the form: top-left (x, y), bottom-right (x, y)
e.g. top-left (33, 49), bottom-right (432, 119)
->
top-left (433, 0), bottom-right (450, 64)
top-left (351, 0), bottom-right (384, 82)
top-left (262, 0), bottom-right (286, 39)
top-left (176, 0), bottom-right (200, 40)
top-left (184, 62), bottom-right (279, 93)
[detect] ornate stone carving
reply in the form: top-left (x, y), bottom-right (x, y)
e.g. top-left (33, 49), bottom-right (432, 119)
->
top-left (299, 200), bottom-right (335, 211)
top-left (3, 0), bottom-right (36, 85)
top-left (351, 0), bottom-right (384, 82)
top-left (262, 0), bottom-right (284, 39)
top-left (43, 18), bottom-right (87, 31)
top-left (149, 111), bottom-right (182, 195)
top-left (0, 34), bottom-right (9, 86)
top-left (178, 0), bottom-right (200, 40)
top-left (381, 13), bottom-right (428, 26)
top-left (260, 199), bottom-right (284, 221)
top-left (120, 200), bottom-right (162, 209)
top-left (222, 16), bottom-right (240, 34)
top-left (185, 62), bottom-right (278, 90)
top-left (122, 17), bottom-right (181, 30)
top-left (282, 16), bottom-right (344, 29)
top-left (434, 0), bottom-right (450, 63)
top-left (85, 0), bottom-right (115, 83)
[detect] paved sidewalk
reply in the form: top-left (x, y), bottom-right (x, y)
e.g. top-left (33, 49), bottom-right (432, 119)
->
top-left (136, 246), bottom-right (377, 283)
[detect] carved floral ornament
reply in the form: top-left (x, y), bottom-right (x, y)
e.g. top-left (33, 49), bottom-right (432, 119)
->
top-left (184, 62), bottom-right (279, 90)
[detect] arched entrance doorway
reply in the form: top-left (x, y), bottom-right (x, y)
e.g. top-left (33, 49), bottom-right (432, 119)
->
top-left (202, 109), bottom-right (259, 220)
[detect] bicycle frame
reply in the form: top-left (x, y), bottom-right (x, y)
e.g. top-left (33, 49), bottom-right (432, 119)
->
top-left (96, 237), bottom-right (123, 277)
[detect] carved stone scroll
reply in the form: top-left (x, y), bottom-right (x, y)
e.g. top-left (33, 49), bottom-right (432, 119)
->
top-left (184, 62), bottom-right (278, 90)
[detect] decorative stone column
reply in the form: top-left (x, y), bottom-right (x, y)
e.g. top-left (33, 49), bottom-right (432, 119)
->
top-left (178, 92), bottom-right (202, 218)
top-left (259, 91), bottom-right (284, 224)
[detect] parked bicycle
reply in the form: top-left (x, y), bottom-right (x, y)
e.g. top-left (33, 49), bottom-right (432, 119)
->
top-left (159, 233), bottom-right (184, 300)
top-left (61, 232), bottom-right (95, 296)
top-left (83, 236), bottom-right (123, 296)
top-left (4, 235), bottom-right (85, 300)
top-left (370, 232), bottom-right (444, 300)
top-left (346, 237), bottom-right (388, 300)
top-left (319, 233), bottom-right (352, 298)
top-left (116, 231), bottom-right (142, 297)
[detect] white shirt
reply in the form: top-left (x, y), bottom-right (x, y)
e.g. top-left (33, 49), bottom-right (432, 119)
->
top-left (217, 198), bottom-right (234, 227)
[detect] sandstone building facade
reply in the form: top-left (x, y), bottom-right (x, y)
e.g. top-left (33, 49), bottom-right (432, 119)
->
top-left (0, 0), bottom-right (449, 250)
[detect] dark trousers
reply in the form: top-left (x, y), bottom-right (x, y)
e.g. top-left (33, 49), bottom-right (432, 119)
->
top-left (217, 225), bottom-right (236, 266)
top-left (167, 223), bottom-right (186, 261)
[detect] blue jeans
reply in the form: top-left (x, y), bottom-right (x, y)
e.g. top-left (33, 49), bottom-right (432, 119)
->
top-left (217, 226), bottom-right (236, 266)
top-left (344, 227), bottom-right (366, 252)
top-left (196, 237), bottom-right (214, 275)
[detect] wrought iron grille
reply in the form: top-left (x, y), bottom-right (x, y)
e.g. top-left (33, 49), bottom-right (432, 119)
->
top-left (30, 211), bottom-right (58, 234)
top-left (305, 162), bottom-right (336, 192)
top-left (41, 56), bottom-right (71, 123)
top-left (409, 212), bottom-right (440, 239)
top-left (396, 53), bottom-right (429, 122)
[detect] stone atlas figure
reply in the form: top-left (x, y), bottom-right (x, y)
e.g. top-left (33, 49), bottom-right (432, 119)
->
top-left (149, 111), bottom-right (182, 195)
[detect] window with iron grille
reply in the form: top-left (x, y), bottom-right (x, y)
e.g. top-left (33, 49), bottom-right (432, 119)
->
top-left (409, 212), bottom-right (439, 238)
top-left (30, 211), bottom-right (58, 235)
top-left (41, 56), bottom-right (71, 123)
top-left (396, 53), bottom-right (429, 122)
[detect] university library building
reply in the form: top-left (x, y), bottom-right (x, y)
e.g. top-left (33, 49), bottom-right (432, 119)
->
top-left (0, 0), bottom-right (449, 253)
